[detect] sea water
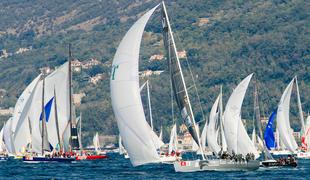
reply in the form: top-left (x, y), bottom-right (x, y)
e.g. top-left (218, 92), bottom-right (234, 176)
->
top-left (0, 153), bottom-right (309, 179)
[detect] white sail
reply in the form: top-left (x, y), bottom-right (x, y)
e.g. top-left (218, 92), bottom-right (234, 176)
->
top-left (295, 77), bottom-right (305, 134)
top-left (276, 78), bottom-right (298, 152)
top-left (3, 118), bottom-right (15, 153)
top-left (201, 119), bottom-right (208, 151)
top-left (13, 74), bottom-right (41, 153)
top-left (140, 80), bottom-right (164, 149)
top-left (168, 124), bottom-right (178, 153)
top-left (219, 89), bottom-right (227, 151)
top-left (119, 135), bottom-right (126, 155)
top-left (44, 62), bottom-right (70, 150)
top-left (110, 5), bottom-right (161, 166)
top-left (251, 128), bottom-right (256, 146)
top-left (159, 127), bottom-right (163, 142)
top-left (192, 124), bottom-right (200, 152)
top-left (207, 94), bottom-right (221, 154)
top-left (223, 74), bottom-right (259, 158)
top-left (0, 126), bottom-right (6, 152)
top-left (93, 132), bottom-right (100, 151)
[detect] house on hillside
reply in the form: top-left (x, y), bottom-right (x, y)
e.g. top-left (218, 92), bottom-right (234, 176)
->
top-left (0, 107), bottom-right (14, 116)
top-left (89, 73), bottom-right (106, 85)
top-left (73, 93), bottom-right (86, 106)
top-left (139, 70), bottom-right (164, 78)
top-left (149, 54), bottom-right (164, 62)
top-left (71, 59), bottom-right (82, 72)
top-left (82, 58), bottom-right (101, 69)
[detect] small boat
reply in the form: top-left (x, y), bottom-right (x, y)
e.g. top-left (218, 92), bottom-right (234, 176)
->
top-left (23, 155), bottom-right (75, 163)
top-left (260, 157), bottom-right (297, 167)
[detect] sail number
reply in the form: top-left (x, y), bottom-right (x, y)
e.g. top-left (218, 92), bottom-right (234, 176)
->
top-left (111, 65), bottom-right (119, 80)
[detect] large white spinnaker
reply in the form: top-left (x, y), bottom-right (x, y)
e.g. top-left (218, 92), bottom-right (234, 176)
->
top-left (110, 5), bottom-right (161, 166)
top-left (207, 94), bottom-right (221, 154)
top-left (276, 78), bottom-right (298, 152)
top-left (13, 74), bottom-right (41, 153)
top-left (223, 74), bottom-right (259, 158)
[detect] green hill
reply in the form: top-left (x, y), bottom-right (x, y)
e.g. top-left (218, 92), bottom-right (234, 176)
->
top-left (0, 0), bottom-right (309, 145)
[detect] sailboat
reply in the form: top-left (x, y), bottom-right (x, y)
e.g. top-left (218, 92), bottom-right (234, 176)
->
top-left (261, 110), bottom-right (297, 167)
top-left (23, 74), bottom-right (75, 163)
top-left (273, 77), bottom-right (302, 156)
top-left (119, 135), bottom-right (129, 159)
top-left (160, 124), bottom-right (182, 163)
top-left (175, 74), bottom-right (260, 172)
top-left (13, 59), bottom-right (73, 156)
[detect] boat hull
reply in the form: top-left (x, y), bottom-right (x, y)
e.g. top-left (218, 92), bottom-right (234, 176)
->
top-left (0, 156), bottom-right (8, 161)
top-left (23, 156), bottom-right (75, 163)
top-left (76, 155), bottom-right (108, 161)
top-left (174, 159), bottom-right (260, 172)
top-left (260, 159), bottom-right (297, 167)
top-left (160, 155), bottom-right (181, 164)
top-left (297, 152), bottom-right (310, 159)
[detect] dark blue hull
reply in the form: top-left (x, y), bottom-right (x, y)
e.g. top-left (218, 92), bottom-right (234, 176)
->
top-left (23, 156), bottom-right (75, 163)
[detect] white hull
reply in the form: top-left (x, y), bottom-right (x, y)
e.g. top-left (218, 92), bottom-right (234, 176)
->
top-left (174, 159), bottom-right (260, 172)
top-left (297, 152), bottom-right (310, 159)
top-left (271, 150), bottom-right (297, 156)
top-left (160, 155), bottom-right (181, 164)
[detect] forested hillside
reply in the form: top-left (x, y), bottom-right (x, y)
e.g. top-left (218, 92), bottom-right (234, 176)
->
top-left (0, 0), bottom-right (308, 145)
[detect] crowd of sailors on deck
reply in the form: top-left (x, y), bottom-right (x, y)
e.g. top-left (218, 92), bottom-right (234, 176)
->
top-left (217, 151), bottom-right (255, 162)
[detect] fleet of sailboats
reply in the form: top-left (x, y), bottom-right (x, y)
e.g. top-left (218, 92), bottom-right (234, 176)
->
top-left (0, 0), bottom-right (308, 174)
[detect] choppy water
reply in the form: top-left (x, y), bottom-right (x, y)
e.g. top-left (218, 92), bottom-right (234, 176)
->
top-left (0, 153), bottom-right (309, 179)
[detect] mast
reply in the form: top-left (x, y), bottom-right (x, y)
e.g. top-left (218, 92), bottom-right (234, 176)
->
top-left (41, 74), bottom-right (50, 155)
top-left (68, 44), bottom-right (79, 150)
top-left (146, 80), bottom-right (154, 130)
top-left (295, 76), bottom-right (305, 134)
top-left (53, 87), bottom-right (62, 152)
top-left (161, 2), bottom-right (203, 158)
top-left (27, 117), bottom-right (32, 150)
top-left (254, 81), bottom-right (273, 160)
top-left (79, 112), bottom-right (83, 149)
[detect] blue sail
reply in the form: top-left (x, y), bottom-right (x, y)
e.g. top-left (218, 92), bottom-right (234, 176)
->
top-left (264, 110), bottom-right (277, 150)
top-left (39, 97), bottom-right (54, 122)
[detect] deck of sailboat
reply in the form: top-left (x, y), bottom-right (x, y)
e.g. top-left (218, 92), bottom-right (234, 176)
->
top-left (174, 159), bottom-right (260, 172)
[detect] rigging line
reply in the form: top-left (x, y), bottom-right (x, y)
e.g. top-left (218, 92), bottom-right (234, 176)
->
top-left (173, 26), bottom-right (207, 125)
